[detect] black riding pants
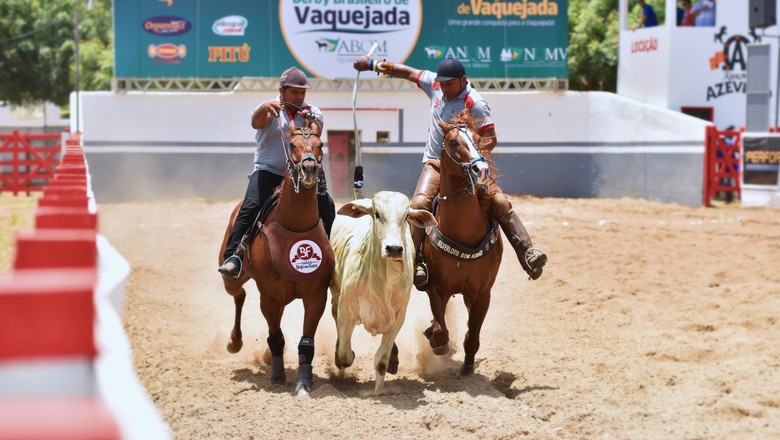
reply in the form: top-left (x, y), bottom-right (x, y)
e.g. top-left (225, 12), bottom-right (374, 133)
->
top-left (223, 170), bottom-right (336, 261)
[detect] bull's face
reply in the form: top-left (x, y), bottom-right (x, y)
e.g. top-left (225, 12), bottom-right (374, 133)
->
top-left (371, 192), bottom-right (412, 261)
top-left (336, 192), bottom-right (437, 263)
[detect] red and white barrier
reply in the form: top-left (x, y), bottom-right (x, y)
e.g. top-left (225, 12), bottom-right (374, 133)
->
top-left (0, 132), bottom-right (168, 439)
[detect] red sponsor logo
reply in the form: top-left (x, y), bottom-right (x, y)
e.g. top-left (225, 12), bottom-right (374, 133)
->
top-left (148, 43), bottom-right (187, 64)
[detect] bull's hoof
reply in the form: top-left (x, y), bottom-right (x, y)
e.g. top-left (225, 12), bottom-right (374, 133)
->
top-left (387, 359), bottom-right (399, 375)
top-left (226, 339), bottom-right (243, 354)
top-left (335, 350), bottom-right (355, 369)
top-left (460, 363), bottom-right (475, 376)
top-left (423, 326), bottom-right (433, 339)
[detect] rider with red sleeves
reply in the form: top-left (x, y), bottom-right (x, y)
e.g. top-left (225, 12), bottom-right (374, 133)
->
top-left (352, 56), bottom-right (547, 289)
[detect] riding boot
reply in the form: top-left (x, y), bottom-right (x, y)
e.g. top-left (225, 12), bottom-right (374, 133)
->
top-left (410, 160), bottom-right (440, 292)
top-left (412, 225), bottom-right (428, 291)
top-left (218, 254), bottom-right (243, 279)
top-left (494, 207), bottom-right (547, 280)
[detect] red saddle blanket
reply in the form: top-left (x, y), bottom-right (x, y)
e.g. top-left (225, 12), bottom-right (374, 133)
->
top-left (261, 220), bottom-right (334, 282)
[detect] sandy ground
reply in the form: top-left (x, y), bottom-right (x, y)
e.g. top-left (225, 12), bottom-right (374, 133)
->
top-left (93, 195), bottom-right (780, 439)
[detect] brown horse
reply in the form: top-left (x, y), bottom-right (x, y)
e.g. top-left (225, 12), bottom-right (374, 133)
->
top-left (219, 120), bottom-right (333, 396)
top-left (422, 110), bottom-right (503, 375)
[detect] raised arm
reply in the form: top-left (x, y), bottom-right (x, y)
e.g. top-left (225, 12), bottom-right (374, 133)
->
top-left (353, 55), bottom-right (420, 83)
top-left (251, 100), bottom-right (283, 129)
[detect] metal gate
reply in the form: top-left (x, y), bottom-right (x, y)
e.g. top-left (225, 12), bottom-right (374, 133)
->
top-left (0, 129), bottom-right (63, 195)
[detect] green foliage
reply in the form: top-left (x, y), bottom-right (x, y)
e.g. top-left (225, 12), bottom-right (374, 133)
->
top-left (0, 0), bottom-right (113, 106)
top-left (568, 0), bottom-right (619, 91)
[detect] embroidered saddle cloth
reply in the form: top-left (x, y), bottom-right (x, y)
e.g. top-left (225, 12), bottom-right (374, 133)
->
top-left (262, 220), bottom-right (334, 282)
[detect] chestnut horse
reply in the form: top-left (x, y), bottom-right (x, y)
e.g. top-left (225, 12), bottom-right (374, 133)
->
top-left (422, 110), bottom-right (503, 375)
top-left (219, 120), bottom-right (332, 396)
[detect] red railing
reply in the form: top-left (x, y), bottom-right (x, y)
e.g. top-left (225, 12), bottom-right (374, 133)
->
top-left (0, 129), bottom-right (63, 195)
top-left (703, 125), bottom-right (741, 207)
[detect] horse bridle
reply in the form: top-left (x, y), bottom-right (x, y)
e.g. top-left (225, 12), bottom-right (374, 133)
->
top-left (440, 124), bottom-right (489, 198)
top-left (276, 109), bottom-right (322, 194)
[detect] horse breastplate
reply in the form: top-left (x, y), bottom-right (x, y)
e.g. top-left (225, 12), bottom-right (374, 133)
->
top-left (261, 220), bottom-right (334, 282)
top-left (425, 218), bottom-right (500, 261)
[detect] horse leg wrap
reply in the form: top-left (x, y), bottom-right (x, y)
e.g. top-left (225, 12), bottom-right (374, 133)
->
top-left (296, 337), bottom-right (315, 395)
top-left (298, 337), bottom-right (315, 365)
top-left (267, 332), bottom-right (285, 357)
top-left (271, 355), bottom-right (286, 385)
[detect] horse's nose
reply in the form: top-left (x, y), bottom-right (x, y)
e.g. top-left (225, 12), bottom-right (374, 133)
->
top-left (385, 245), bottom-right (403, 258)
top-left (301, 159), bottom-right (317, 174)
top-left (471, 164), bottom-right (489, 185)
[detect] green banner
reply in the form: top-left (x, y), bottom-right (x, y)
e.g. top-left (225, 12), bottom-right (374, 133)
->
top-left (114, 0), bottom-right (568, 79)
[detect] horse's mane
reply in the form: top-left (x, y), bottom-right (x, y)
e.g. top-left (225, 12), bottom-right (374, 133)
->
top-left (447, 111), bottom-right (502, 213)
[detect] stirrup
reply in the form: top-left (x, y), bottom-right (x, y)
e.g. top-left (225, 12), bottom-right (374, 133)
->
top-left (218, 255), bottom-right (243, 279)
top-left (522, 247), bottom-right (547, 280)
top-left (413, 261), bottom-right (429, 291)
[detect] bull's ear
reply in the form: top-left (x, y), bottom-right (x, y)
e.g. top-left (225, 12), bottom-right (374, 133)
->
top-left (408, 209), bottom-right (437, 228)
top-left (337, 198), bottom-right (373, 218)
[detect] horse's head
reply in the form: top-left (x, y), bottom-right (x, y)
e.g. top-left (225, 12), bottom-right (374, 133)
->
top-left (437, 110), bottom-right (491, 190)
top-left (285, 120), bottom-right (323, 192)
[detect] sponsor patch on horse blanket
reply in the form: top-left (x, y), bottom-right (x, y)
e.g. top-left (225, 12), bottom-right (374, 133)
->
top-left (262, 220), bottom-right (334, 282)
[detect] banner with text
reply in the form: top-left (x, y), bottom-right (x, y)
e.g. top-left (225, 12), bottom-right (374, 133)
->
top-left (114, 0), bottom-right (568, 79)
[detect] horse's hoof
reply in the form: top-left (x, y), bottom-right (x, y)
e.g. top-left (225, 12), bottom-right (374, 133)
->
top-left (294, 382), bottom-right (311, 397)
top-left (387, 359), bottom-right (399, 375)
top-left (226, 340), bottom-right (243, 354)
top-left (423, 326), bottom-right (433, 339)
top-left (271, 375), bottom-right (286, 386)
top-left (431, 344), bottom-right (449, 356)
top-left (460, 364), bottom-right (475, 375)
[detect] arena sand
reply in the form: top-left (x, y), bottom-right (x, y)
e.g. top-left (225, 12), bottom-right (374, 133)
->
top-left (94, 196), bottom-right (779, 439)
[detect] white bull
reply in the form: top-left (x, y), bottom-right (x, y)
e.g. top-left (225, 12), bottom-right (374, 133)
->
top-left (329, 191), bottom-right (437, 393)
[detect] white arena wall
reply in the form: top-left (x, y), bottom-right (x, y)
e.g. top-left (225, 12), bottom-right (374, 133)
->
top-left (76, 88), bottom-right (710, 205)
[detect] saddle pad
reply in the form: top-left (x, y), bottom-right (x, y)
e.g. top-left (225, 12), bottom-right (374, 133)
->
top-left (262, 220), bottom-right (334, 282)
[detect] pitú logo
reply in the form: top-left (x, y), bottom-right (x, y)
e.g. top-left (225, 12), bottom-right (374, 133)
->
top-left (143, 16), bottom-right (191, 36)
top-left (212, 15), bottom-right (248, 36)
top-left (148, 43), bottom-right (186, 63)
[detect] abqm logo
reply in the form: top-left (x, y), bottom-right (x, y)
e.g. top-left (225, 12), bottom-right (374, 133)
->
top-left (280, 0), bottom-right (422, 78)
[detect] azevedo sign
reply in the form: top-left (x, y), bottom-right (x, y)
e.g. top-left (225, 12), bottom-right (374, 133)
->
top-left (279, 0), bottom-right (422, 79)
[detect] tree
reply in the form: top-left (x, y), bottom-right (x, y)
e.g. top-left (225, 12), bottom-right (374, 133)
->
top-left (568, 0), bottom-right (620, 92)
top-left (0, 0), bottom-right (112, 107)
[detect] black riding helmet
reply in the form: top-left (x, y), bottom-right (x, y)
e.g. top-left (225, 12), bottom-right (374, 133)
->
top-left (434, 58), bottom-right (466, 82)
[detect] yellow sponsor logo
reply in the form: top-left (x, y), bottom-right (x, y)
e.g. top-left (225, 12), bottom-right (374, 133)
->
top-left (459, 0), bottom-right (560, 20)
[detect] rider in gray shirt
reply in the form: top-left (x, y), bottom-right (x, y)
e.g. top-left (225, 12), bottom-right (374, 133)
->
top-left (219, 67), bottom-right (335, 279)
top-left (352, 57), bottom-right (547, 288)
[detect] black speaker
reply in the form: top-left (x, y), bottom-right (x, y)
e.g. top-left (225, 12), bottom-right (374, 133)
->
top-left (750, 0), bottom-right (777, 29)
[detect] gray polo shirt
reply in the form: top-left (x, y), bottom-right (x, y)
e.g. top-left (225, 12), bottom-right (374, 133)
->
top-left (253, 96), bottom-right (324, 175)
top-left (416, 70), bottom-right (494, 163)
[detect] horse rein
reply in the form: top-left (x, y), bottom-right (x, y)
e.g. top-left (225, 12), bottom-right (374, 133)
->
top-left (274, 107), bottom-right (322, 193)
top-left (439, 124), bottom-right (489, 201)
